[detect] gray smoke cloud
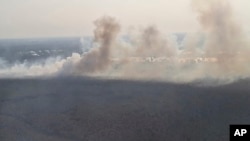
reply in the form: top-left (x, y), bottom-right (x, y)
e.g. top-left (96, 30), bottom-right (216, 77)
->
top-left (192, 0), bottom-right (250, 80)
top-left (73, 16), bottom-right (120, 75)
top-left (59, 0), bottom-right (250, 84)
top-left (134, 26), bottom-right (176, 57)
top-left (1, 0), bottom-right (249, 84)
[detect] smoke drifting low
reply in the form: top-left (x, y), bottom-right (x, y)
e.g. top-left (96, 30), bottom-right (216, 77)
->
top-left (1, 0), bottom-right (250, 84)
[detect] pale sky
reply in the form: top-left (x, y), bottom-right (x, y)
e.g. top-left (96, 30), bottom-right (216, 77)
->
top-left (0, 0), bottom-right (249, 38)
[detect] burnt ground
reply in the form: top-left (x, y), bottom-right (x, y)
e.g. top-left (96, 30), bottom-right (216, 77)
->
top-left (0, 77), bottom-right (250, 141)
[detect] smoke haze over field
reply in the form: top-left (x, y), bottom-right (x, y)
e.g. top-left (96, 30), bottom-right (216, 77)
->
top-left (0, 0), bottom-right (250, 84)
top-left (2, 1), bottom-right (250, 140)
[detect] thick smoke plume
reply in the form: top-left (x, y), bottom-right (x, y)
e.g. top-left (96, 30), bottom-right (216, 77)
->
top-left (66, 0), bottom-right (249, 83)
top-left (192, 0), bottom-right (250, 80)
top-left (73, 17), bottom-right (120, 75)
top-left (1, 0), bottom-right (250, 84)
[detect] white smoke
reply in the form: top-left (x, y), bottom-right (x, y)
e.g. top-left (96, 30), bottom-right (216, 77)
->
top-left (0, 53), bottom-right (81, 78)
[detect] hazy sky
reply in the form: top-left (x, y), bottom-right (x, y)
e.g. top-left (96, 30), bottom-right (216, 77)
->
top-left (0, 0), bottom-right (249, 38)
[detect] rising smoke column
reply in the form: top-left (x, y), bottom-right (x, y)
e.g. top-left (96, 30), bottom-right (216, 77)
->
top-left (135, 26), bottom-right (176, 57)
top-left (2, 0), bottom-right (249, 83)
top-left (121, 26), bottom-right (177, 80)
top-left (192, 0), bottom-right (250, 79)
top-left (73, 16), bottom-right (120, 75)
top-left (60, 0), bottom-right (250, 83)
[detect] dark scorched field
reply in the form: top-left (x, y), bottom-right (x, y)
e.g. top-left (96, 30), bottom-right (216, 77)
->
top-left (0, 77), bottom-right (250, 141)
